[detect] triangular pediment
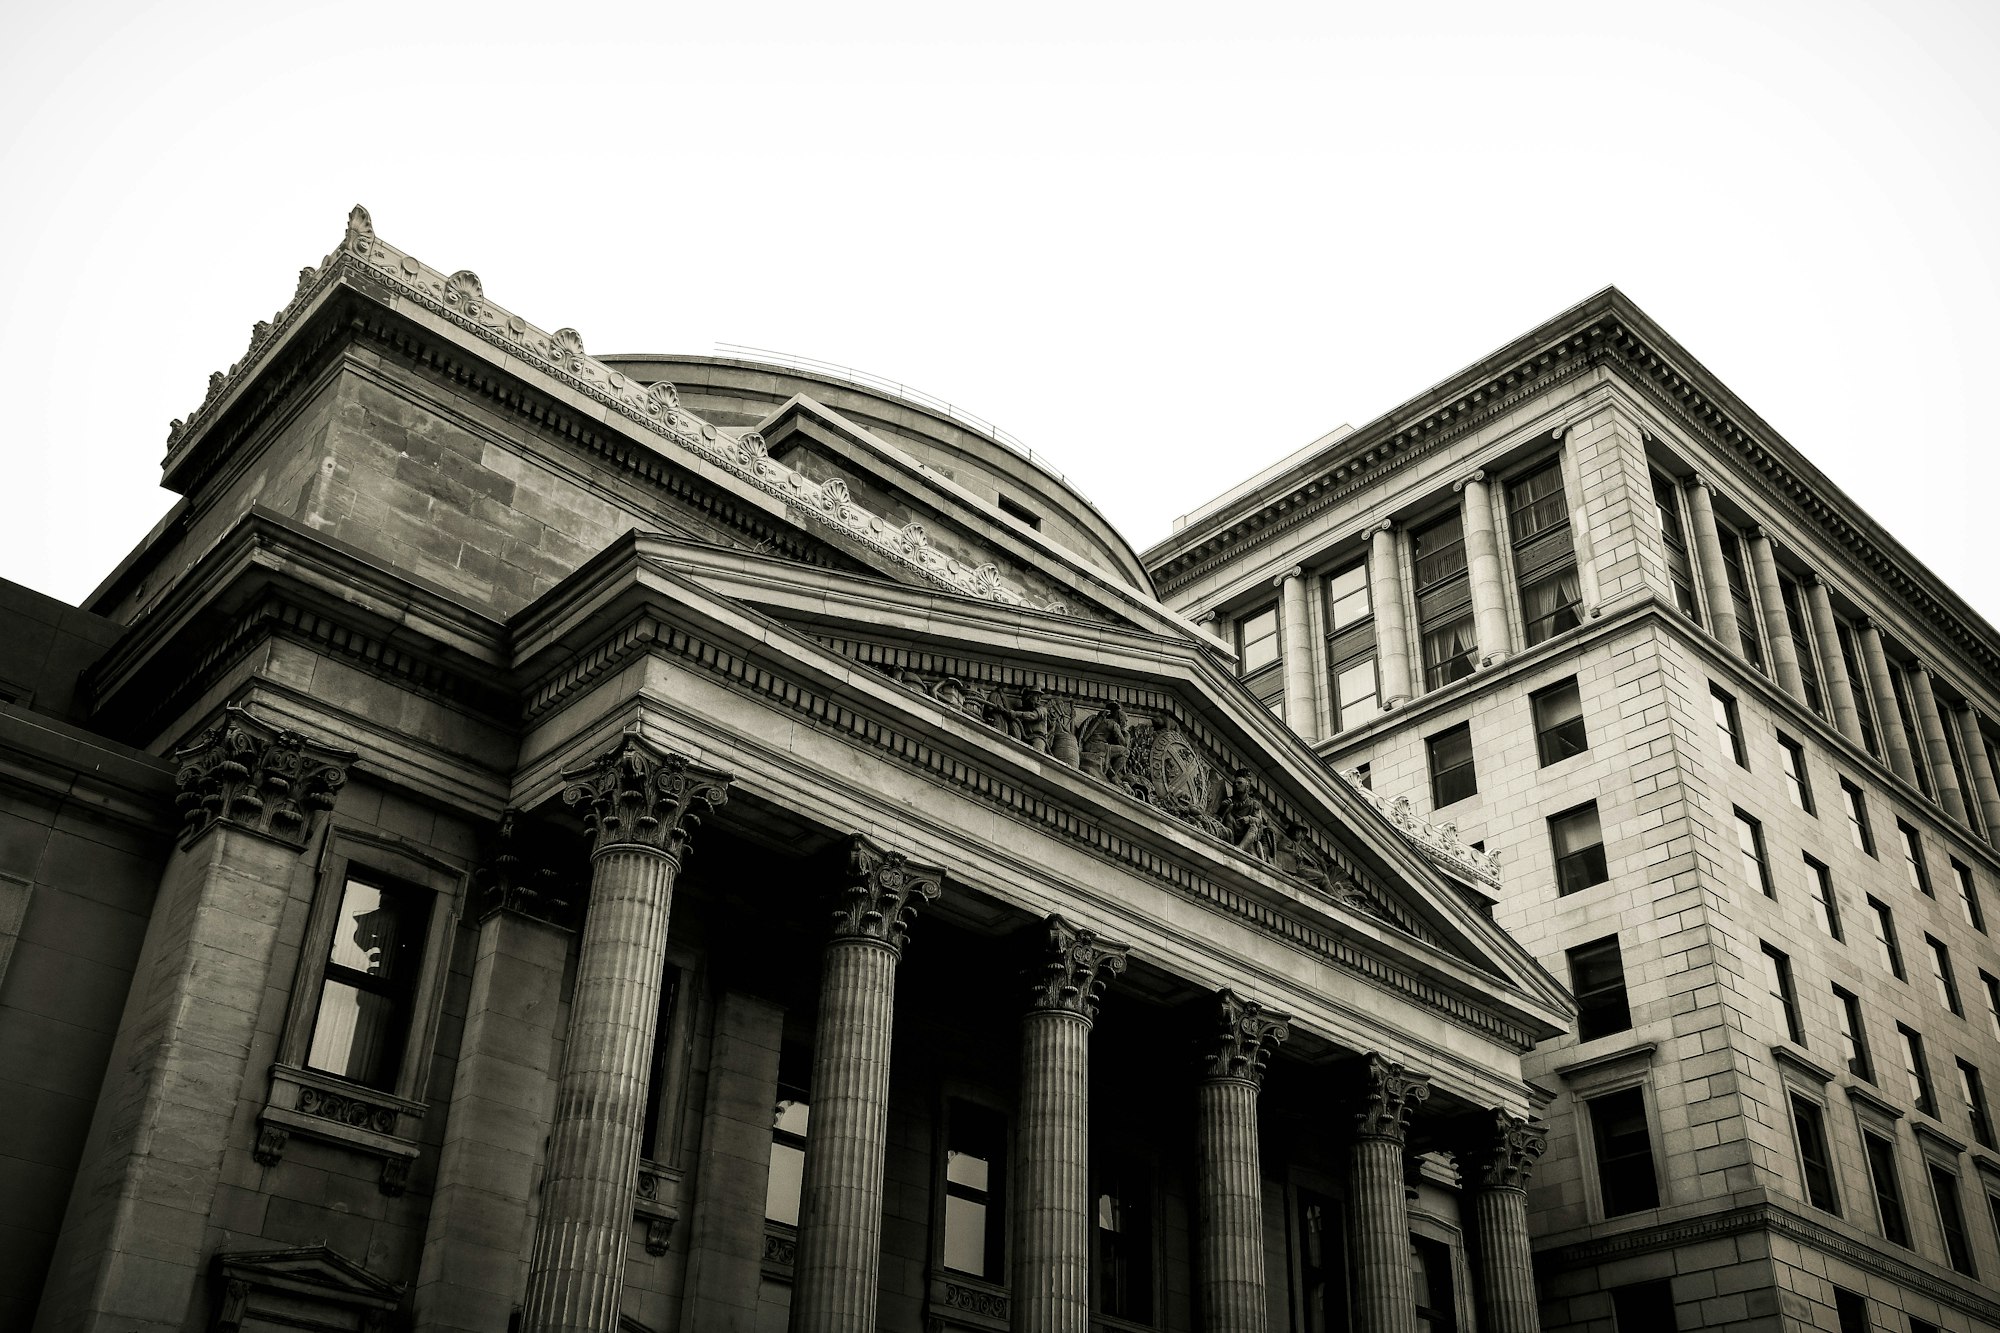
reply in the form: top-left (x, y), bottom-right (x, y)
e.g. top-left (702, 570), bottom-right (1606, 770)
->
top-left (513, 534), bottom-right (1572, 1037)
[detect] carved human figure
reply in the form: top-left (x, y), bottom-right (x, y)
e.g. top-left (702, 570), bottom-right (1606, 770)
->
top-left (986, 685), bottom-right (1052, 750)
top-left (1078, 701), bottom-right (1133, 783)
top-left (1222, 767), bottom-right (1276, 861)
top-left (1274, 821), bottom-right (1331, 890)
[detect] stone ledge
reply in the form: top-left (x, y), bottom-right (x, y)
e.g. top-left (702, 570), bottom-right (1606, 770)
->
top-left (255, 1064), bottom-right (425, 1195)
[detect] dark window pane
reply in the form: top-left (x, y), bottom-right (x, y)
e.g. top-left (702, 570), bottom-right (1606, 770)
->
top-left (1413, 511), bottom-right (1467, 588)
top-left (1611, 1278), bottom-right (1677, 1332)
top-left (1569, 936), bottom-right (1632, 1042)
top-left (306, 979), bottom-right (401, 1086)
top-left (1553, 804), bottom-right (1609, 896)
top-left (1928, 1164), bottom-right (1976, 1276)
top-left (1533, 678), bottom-right (1588, 766)
top-left (1428, 724), bottom-right (1477, 807)
top-left (1590, 1087), bottom-right (1660, 1216)
top-left (1833, 1288), bottom-right (1869, 1333)
top-left (1790, 1095), bottom-right (1839, 1214)
top-left (1862, 1131), bottom-right (1909, 1245)
top-left (1094, 1153), bottom-right (1154, 1320)
top-left (1411, 1235), bottom-right (1456, 1333)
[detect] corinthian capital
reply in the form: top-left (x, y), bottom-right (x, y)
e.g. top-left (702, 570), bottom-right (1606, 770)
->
top-left (1200, 989), bottom-right (1291, 1085)
top-left (172, 705), bottom-right (355, 850)
top-left (1352, 1053), bottom-right (1431, 1141)
top-left (1026, 915), bottom-right (1130, 1020)
top-left (831, 833), bottom-right (943, 952)
top-left (560, 728), bottom-right (731, 860)
top-left (1453, 1109), bottom-right (1548, 1192)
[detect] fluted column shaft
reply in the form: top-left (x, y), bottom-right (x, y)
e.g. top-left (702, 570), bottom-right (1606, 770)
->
top-left (1277, 567), bottom-right (1321, 740)
top-left (1958, 706), bottom-right (2000, 841)
top-left (792, 938), bottom-right (897, 1331)
top-left (1858, 622), bottom-right (1918, 782)
top-left (1370, 523), bottom-right (1415, 709)
top-left (1910, 665), bottom-right (1969, 821)
top-left (1458, 472), bottom-right (1511, 666)
top-left (522, 848), bottom-right (677, 1333)
top-left (790, 838), bottom-right (941, 1333)
top-left (1684, 479), bottom-right (1739, 657)
top-left (1805, 577), bottom-right (1862, 744)
top-left (1347, 1056), bottom-right (1429, 1333)
top-left (1013, 917), bottom-right (1127, 1333)
top-left (1457, 1111), bottom-right (1547, 1333)
top-left (1196, 991), bottom-right (1288, 1333)
top-left (1747, 529), bottom-right (1802, 698)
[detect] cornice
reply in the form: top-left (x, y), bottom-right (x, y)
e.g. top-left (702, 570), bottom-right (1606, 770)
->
top-left (161, 207), bottom-right (1079, 620)
top-left (521, 600), bottom-right (1557, 1049)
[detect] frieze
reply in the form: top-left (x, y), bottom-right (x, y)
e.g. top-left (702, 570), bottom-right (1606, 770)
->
top-left (172, 705), bottom-right (355, 850)
top-left (942, 1282), bottom-right (1010, 1319)
top-left (762, 1230), bottom-right (797, 1268)
top-left (869, 654), bottom-right (1422, 924)
top-left (297, 1085), bottom-right (400, 1137)
top-left (164, 207), bottom-right (1077, 619)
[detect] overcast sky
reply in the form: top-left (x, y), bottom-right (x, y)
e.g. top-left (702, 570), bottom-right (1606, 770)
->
top-left (3, 1), bottom-right (1995, 626)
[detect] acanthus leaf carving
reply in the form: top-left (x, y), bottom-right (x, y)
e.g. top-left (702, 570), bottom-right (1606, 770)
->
top-left (1452, 1108), bottom-right (1548, 1192)
top-left (1201, 988), bottom-right (1290, 1085)
top-left (1026, 914), bottom-right (1129, 1020)
top-left (832, 834), bottom-right (942, 951)
top-left (475, 808), bottom-right (575, 926)
top-left (1351, 1053), bottom-right (1431, 1142)
top-left (172, 705), bottom-right (355, 850)
top-left (561, 728), bottom-right (732, 861)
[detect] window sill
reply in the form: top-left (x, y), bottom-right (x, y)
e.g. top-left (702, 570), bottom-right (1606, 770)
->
top-left (926, 1271), bottom-right (1009, 1332)
top-left (255, 1064), bottom-right (425, 1194)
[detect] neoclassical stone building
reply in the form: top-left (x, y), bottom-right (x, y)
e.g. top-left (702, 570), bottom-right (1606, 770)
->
top-left (1147, 294), bottom-right (2000, 1330)
top-left (0, 209), bottom-right (1571, 1333)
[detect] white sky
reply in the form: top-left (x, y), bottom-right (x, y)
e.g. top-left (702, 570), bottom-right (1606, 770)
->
top-left (2, 1), bottom-right (1995, 626)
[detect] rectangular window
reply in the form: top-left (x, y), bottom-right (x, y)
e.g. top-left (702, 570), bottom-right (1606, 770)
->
top-left (1804, 855), bottom-right (1841, 939)
top-left (1588, 1086), bottom-right (1661, 1216)
top-left (1868, 897), bottom-right (1904, 979)
top-left (1762, 943), bottom-right (1803, 1044)
top-left (1427, 723), bottom-right (1477, 807)
top-left (1551, 803), bottom-right (1610, 896)
top-left (639, 966), bottom-right (683, 1161)
top-left (305, 874), bottom-right (432, 1092)
top-left (1324, 561), bottom-right (1381, 733)
top-left (1508, 460), bottom-right (1581, 646)
top-left (1293, 1187), bottom-right (1344, 1333)
top-left (1833, 1288), bottom-right (1869, 1333)
top-left (764, 1057), bottom-right (811, 1226)
top-left (1984, 970), bottom-right (2000, 1043)
top-left (1735, 810), bottom-right (1773, 899)
top-left (1778, 733), bottom-right (1815, 813)
top-left (942, 1101), bottom-right (1007, 1279)
top-left (1862, 1129), bottom-right (1910, 1245)
top-left (1715, 527), bottom-right (1765, 669)
top-left (1837, 620), bottom-right (1882, 757)
top-left (1653, 474), bottom-right (1701, 625)
top-left (1897, 821), bottom-right (1932, 897)
top-left (1611, 1278), bottom-right (1678, 1333)
top-left (1568, 935), bottom-right (1633, 1042)
top-left (1778, 573), bottom-right (1827, 718)
top-left (1789, 1094), bottom-right (1840, 1214)
top-left (1834, 985), bottom-right (1872, 1082)
top-left (1414, 508), bottom-right (1476, 690)
top-left (1958, 1059), bottom-right (1993, 1149)
top-left (1410, 1234), bottom-right (1458, 1333)
top-left (1840, 779), bottom-right (1875, 855)
top-left (1898, 1025), bottom-right (1936, 1116)
top-left (1532, 677), bottom-right (1588, 766)
top-left (1952, 860), bottom-right (1985, 933)
top-left (1927, 1162), bottom-right (1977, 1276)
top-left (1925, 936), bottom-right (1961, 1016)
top-left (1888, 664), bottom-right (1934, 798)
top-left (1238, 604), bottom-right (1284, 716)
top-left (1712, 685), bottom-right (1747, 768)
top-left (1093, 1151), bottom-right (1154, 1321)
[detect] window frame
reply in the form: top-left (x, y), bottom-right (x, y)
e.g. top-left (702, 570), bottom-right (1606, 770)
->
top-left (1868, 896), bottom-right (1906, 981)
top-left (1585, 1083), bottom-right (1665, 1219)
top-left (1804, 853), bottom-right (1841, 940)
top-left (1858, 1123), bottom-right (1911, 1247)
top-left (1236, 602), bottom-right (1285, 715)
top-left (1413, 505), bottom-right (1477, 691)
top-left (1788, 1090), bottom-right (1842, 1215)
top-left (1323, 558), bottom-right (1381, 734)
top-left (1550, 801), bottom-right (1610, 897)
top-left (1957, 1059), bottom-right (1993, 1150)
top-left (1714, 524), bottom-right (1766, 670)
top-left (1777, 732), bottom-right (1815, 814)
top-left (1652, 472), bottom-right (1701, 625)
top-left (1924, 1158), bottom-right (1978, 1277)
top-left (1531, 676), bottom-right (1588, 767)
top-left (1982, 970), bottom-right (2000, 1043)
top-left (1734, 808), bottom-right (1774, 900)
top-left (1924, 935), bottom-right (1962, 1017)
top-left (1897, 1023), bottom-right (1937, 1117)
top-left (1951, 859), bottom-right (1985, 934)
top-left (937, 1094), bottom-right (1010, 1283)
top-left (1091, 1145), bottom-right (1161, 1322)
top-left (1711, 685), bottom-right (1747, 769)
top-left (1761, 942), bottom-right (1803, 1045)
top-left (1834, 985), bottom-right (1873, 1083)
top-left (1840, 779), bottom-right (1875, 856)
top-left (1777, 571), bottom-right (1827, 719)
top-left (1896, 821), bottom-right (1933, 898)
top-left (1427, 722), bottom-right (1478, 809)
top-left (1568, 934), bottom-right (1633, 1043)
top-left (1506, 456), bottom-right (1582, 647)
top-left (1836, 619), bottom-right (1883, 757)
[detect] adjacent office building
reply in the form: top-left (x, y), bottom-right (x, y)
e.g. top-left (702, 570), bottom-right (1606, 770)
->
top-left (1147, 291), bottom-right (2000, 1332)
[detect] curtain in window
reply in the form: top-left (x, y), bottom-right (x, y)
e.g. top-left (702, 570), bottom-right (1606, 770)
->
top-left (1422, 619), bottom-right (1476, 678)
top-left (1523, 568), bottom-right (1582, 638)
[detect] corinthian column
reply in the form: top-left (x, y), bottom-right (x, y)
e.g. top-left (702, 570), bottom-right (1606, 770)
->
top-left (1455, 1110), bottom-right (1549, 1333)
top-left (1457, 471), bottom-right (1511, 666)
top-left (790, 836), bottom-right (943, 1333)
top-left (1347, 1054), bottom-right (1431, 1333)
top-left (1013, 916), bottom-right (1130, 1333)
top-left (521, 732), bottom-right (730, 1333)
top-left (1370, 522), bottom-right (1415, 709)
top-left (1196, 990), bottom-right (1290, 1333)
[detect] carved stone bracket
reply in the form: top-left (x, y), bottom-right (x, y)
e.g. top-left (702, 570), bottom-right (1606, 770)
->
top-left (1200, 988), bottom-right (1291, 1086)
top-left (561, 728), bottom-right (732, 861)
top-left (474, 808), bottom-right (575, 926)
top-left (633, 1160), bottom-right (681, 1258)
top-left (1452, 1108), bottom-right (1549, 1192)
top-left (1025, 914), bottom-right (1130, 1020)
top-left (1351, 1054), bottom-right (1432, 1142)
top-left (172, 705), bottom-right (355, 850)
top-left (832, 834), bottom-right (943, 951)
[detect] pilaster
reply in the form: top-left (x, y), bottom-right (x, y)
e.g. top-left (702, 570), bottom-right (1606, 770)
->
top-left (521, 731), bottom-right (730, 1333)
top-left (1957, 705), bottom-right (2000, 842)
top-left (1012, 917), bottom-right (1129, 1333)
top-left (35, 707), bottom-right (353, 1333)
top-left (789, 836), bottom-right (942, 1333)
top-left (1195, 990), bottom-right (1289, 1333)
